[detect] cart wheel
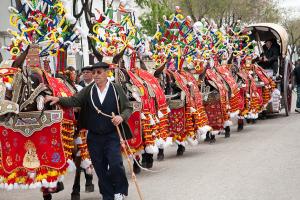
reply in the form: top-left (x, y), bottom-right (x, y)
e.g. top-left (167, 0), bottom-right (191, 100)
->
top-left (283, 58), bottom-right (292, 116)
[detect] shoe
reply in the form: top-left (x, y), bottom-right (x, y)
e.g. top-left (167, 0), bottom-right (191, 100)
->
top-left (295, 108), bottom-right (300, 113)
top-left (114, 193), bottom-right (125, 200)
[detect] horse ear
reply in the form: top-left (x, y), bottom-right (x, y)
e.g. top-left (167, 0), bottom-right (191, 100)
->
top-left (137, 53), bottom-right (147, 70)
top-left (112, 48), bottom-right (126, 64)
top-left (12, 45), bottom-right (30, 68)
top-left (154, 58), bottom-right (170, 78)
top-left (139, 59), bottom-right (147, 70)
top-left (154, 62), bottom-right (167, 77)
top-left (227, 52), bottom-right (233, 64)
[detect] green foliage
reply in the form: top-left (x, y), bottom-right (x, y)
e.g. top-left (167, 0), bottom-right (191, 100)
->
top-left (283, 17), bottom-right (300, 60)
top-left (176, 0), bottom-right (282, 25)
top-left (137, 0), bottom-right (173, 35)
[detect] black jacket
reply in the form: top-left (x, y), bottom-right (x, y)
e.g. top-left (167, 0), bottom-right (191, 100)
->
top-left (260, 44), bottom-right (280, 75)
top-left (58, 82), bottom-right (133, 140)
top-left (294, 64), bottom-right (300, 85)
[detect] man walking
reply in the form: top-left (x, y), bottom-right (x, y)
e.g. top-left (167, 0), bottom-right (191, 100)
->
top-left (45, 61), bottom-right (133, 200)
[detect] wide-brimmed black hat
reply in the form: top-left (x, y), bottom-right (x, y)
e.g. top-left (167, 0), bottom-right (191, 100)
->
top-left (81, 65), bottom-right (92, 72)
top-left (91, 62), bottom-right (110, 70)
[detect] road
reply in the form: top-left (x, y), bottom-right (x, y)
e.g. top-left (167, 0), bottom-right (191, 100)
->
top-left (1, 111), bottom-right (300, 200)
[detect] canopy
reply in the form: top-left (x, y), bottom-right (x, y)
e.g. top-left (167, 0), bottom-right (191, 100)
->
top-left (247, 23), bottom-right (289, 57)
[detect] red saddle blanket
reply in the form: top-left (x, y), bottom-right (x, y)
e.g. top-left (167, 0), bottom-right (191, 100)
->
top-left (0, 122), bottom-right (66, 173)
top-left (127, 110), bottom-right (143, 149)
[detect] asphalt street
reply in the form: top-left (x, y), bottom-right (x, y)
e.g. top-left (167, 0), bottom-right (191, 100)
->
top-left (1, 109), bottom-right (300, 200)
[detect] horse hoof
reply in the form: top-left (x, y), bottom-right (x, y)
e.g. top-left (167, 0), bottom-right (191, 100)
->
top-left (157, 153), bottom-right (164, 161)
top-left (176, 145), bottom-right (185, 156)
top-left (133, 162), bottom-right (141, 174)
top-left (225, 127), bottom-right (230, 138)
top-left (43, 194), bottom-right (52, 200)
top-left (157, 149), bottom-right (164, 161)
top-left (85, 184), bottom-right (94, 193)
top-left (71, 193), bottom-right (80, 200)
top-left (237, 125), bottom-right (243, 132)
top-left (209, 136), bottom-right (216, 143)
top-left (55, 182), bottom-right (64, 193)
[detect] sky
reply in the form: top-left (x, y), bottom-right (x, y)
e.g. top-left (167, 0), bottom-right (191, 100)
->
top-left (278, 0), bottom-right (300, 17)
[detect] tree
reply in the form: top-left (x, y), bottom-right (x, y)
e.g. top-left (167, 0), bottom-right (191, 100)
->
top-left (283, 16), bottom-right (300, 62)
top-left (136, 0), bottom-right (281, 29)
top-left (136, 0), bottom-right (173, 35)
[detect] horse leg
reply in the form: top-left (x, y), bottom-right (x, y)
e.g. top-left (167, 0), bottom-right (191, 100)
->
top-left (204, 131), bottom-right (215, 143)
top-left (225, 126), bottom-right (230, 138)
top-left (157, 148), bottom-right (164, 161)
top-left (71, 156), bottom-right (81, 200)
top-left (141, 153), bottom-right (154, 168)
top-left (204, 132), bottom-right (211, 142)
top-left (43, 192), bottom-right (52, 200)
top-left (146, 153), bottom-right (154, 168)
top-left (176, 144), bottom-right (185, 156)
top-left (237, 118), bottom-right (244, 132)
top-left (84, 169), bottom-right (94, 192)
top-left (133, 155), bottom-right (141, 174)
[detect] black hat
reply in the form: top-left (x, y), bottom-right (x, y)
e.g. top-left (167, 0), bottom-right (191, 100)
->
top-left (81, 65), bottom-right (92, 72)
top-left (91, 62), bottom-right (110, 70)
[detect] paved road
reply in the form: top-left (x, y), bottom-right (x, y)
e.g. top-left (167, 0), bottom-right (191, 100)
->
top-left (1, 110), bottom-right (300, 200)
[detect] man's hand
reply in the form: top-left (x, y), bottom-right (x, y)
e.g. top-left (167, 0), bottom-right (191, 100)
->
top-left (44, 95), bottom-right (60, 106)
top-left (111, 115), bottom-right (123, 126)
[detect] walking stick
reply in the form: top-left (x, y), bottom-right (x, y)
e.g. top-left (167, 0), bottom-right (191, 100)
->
top-left (112, 113), bottom-right (144, 200)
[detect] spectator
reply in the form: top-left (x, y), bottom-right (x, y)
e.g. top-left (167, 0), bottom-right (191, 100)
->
top-left (79, 66), bottom-right (94, 87)
top-left (294, 59), bottom-right (300, 113)
top-left (65, 66), bottom-right (83, 92)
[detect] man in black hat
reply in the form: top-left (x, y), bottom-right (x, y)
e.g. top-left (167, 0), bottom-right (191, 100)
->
top-left (45, 61), bottom-right (133, 200)
top-left (79, 66), bottom-right (94, 87)
top-left (258, 38), bottom-right (280, 77)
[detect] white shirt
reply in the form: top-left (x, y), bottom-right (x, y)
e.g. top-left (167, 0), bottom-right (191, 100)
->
top-left (75, 84), bottom-right (83, 92)
top-left (96, 81), bottom-right (110, 104)
top-left (84, 80), bottom-right (94, 87)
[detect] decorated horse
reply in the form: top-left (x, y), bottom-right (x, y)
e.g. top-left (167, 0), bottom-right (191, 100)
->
top-left (0, 1), bottom-right (91, 200)
top-left (0, 45), bottom-right (76, 200)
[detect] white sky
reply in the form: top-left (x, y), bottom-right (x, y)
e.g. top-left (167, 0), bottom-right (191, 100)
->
top-left (278, 0), bottom-right (300, 17)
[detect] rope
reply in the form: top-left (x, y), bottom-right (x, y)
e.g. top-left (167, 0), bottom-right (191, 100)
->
top-left (89, 83), bottom-right (166, 173)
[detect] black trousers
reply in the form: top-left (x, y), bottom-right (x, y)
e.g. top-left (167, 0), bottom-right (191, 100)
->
top-left (87, 131), bottom-right (128, 200)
